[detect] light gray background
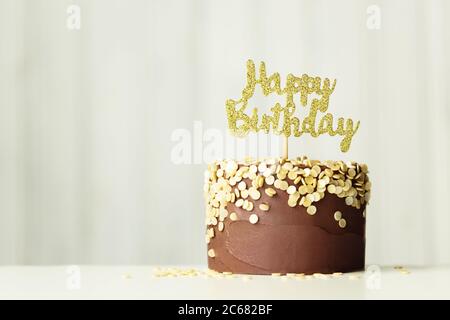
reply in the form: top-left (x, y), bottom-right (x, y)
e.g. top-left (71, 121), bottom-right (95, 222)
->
top-left (1, 0), bottom-right (449, 265)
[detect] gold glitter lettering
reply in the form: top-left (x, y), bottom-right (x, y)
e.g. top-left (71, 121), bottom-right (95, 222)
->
top-left (225, 59), bottom-right (359, 152)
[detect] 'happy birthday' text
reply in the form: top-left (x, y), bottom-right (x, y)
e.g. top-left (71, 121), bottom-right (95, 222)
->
top-left (225, 60), bottom-right (359, 152)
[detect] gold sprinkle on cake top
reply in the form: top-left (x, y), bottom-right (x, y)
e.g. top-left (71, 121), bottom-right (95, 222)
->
top-left (204, 156), bottom-right (371, 244)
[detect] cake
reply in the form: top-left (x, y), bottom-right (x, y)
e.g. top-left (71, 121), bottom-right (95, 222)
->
top-left (204, 156), bottom-right (371, 275)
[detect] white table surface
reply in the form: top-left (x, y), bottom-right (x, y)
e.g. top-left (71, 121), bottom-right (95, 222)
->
top-left (0, 266), bottom-right (449, 299)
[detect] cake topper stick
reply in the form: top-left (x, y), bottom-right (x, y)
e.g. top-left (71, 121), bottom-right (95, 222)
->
top-left (225, 59), bottom-right (360, 155)
top-left (283, 136), bottom-right (288, 159)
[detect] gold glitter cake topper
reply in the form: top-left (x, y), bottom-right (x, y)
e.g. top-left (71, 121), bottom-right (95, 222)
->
top-left (226, 59), bottom-right (360, 154)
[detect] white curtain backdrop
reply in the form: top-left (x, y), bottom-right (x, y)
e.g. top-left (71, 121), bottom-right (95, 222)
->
top-left (1, 0), bottom-right (449, 265)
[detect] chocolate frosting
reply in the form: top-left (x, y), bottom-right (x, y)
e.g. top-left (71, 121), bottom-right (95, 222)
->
top-left (208, 182), bottom-right (365, 275)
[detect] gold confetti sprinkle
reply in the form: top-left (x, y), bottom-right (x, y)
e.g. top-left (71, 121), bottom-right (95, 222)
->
top-left (334, 211), bottom-right (342, 221)
top-left (312, 165), bottom-right (321, 176)
top-left (306, 194), bottom-right (315, 203)
top-left (307, 205), bottom-right (317, 215)
top-left (288, 192), bottom-right (300, 207)
top-left (274, 179), bottom-right (288, 190)
top-left (257, 176), bottom-right (264, 188)
top-left (249, 214), bottom-right (259, 224)
top-left (238, 181), bottom-right (246, 191)
top-left (259, 203), bottom-right (270, 211)
top-left (265, 187), bottom-right (277, 197)
top-left (153, 267), bottom-right (204, 278)
top-left (400, 269), bottom-right (410, 275)
top-left (327, 184), bottom-right (336, 194)
top-left (313, 192), bottom-right (321, 202)
top-left (302, 198), bottom-right (312, 207)
top-left (258, 163), bottom-right (267, 173)
top-left (345, 196), bottom-right (354, 206)
top-left (287, 185), bottom-right (297, 195)
top-left (304, 168), bottom-right (311, 177)
top-left (265, 175), bottom-right (275, 185)
top-left (249, 188), bottom-right (261, 200)
top-left (287, 171), bottom-right (298, 180)
top-left (208, 249), bottom-right (216, 258)
top-left (298, 185), bottom-right (308, 195)
top-left (338, 218), bottom-right (347, 228)
top-left (313, 273), bottom-right (329, 280)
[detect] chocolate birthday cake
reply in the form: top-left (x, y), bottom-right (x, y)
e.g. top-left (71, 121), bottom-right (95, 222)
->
top-left (204, 156), bottom-right (370, 275)
top-left (205, 59), bottom-right (370, 275)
